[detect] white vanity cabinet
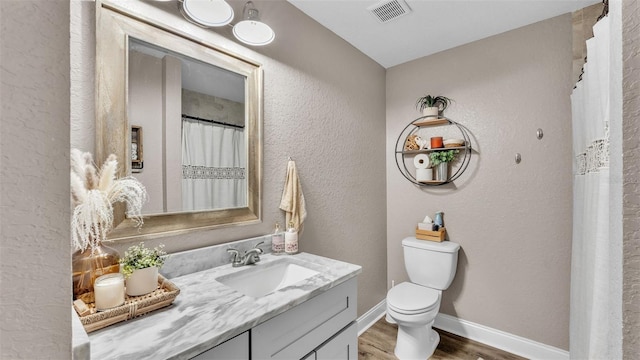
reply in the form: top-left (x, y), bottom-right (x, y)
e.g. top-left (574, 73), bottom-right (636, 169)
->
top-left (252, 278), bottom-right (358, 360)
top-left (84, 250), bottom-right (362, 360)
top-left (191, 331), bottom-right (249, 360)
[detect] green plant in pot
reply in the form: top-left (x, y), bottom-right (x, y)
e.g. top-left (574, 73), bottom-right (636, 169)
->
top-left (415, 95), bottom-right (452, 118)
top-left (429, 150), bottom-right (459, 181)
top-left (120, 242), bottom-right (167, 296)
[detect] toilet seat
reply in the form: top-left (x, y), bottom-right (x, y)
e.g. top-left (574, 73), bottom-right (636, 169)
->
top-left (387, 282), bottom-right (440, 315)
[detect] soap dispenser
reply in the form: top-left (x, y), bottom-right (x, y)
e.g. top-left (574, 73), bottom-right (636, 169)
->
top-left (285, 221), bottom-right (298, 255)
top-left (271, 222), bottom-right (284, 255)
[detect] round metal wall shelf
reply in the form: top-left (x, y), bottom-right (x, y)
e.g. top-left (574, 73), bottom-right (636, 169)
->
top-left (394, 116), bottom-right (472, 186)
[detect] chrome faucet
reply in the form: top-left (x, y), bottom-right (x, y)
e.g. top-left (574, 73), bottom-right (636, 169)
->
top-left (242, 242), bottom-right (264, 266)
top-left (227, 241), bottom-right (264, 267)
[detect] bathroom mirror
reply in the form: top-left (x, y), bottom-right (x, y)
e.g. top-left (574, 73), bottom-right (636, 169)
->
top-left (96, 2), bottom-right (262, 241)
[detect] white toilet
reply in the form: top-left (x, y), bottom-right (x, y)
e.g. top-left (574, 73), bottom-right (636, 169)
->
top-left (386, 237), bottom-right (460, 360)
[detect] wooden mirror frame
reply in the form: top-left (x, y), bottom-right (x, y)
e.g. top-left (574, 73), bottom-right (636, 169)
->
top-left (96, 1), bottom-right (262, 242)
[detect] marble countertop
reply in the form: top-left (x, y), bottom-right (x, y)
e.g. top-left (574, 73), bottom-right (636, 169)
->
top-left (86, 252), bottom-right (361, 359)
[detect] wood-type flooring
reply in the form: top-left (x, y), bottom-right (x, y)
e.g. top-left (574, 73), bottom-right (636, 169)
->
top-left (358, 317), bottom-right (527, 360)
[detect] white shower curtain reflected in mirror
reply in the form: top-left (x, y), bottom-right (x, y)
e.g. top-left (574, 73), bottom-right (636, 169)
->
top-left (182, 118), bottom-right (247, 211)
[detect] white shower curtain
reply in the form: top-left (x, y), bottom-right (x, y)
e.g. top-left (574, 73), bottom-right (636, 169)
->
top-left (570, 15), bottom-right (613, 359)
top-left (181, 118), bottom-right (246, 211)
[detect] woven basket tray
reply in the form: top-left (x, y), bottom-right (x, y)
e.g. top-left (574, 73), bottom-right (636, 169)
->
top-left (77, 274), bottom-right (180, 333)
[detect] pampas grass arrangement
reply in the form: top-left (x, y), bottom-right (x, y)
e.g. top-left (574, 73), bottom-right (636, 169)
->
top-left (70, 149), bottom-right (147, 252)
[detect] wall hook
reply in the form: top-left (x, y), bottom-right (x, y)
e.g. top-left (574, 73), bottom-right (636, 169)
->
top-left (536, 128), bottom-right (544, 140)
top-left (515, 153), bottom-right (522, 164)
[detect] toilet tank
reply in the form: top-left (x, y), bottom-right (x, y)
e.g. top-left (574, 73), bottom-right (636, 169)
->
top-left (402, 237), bottom-right (460, 290)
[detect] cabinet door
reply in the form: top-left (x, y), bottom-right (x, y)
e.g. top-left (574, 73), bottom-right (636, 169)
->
top-left (191, 331), bottom-right (249, 360)
top-left (315, 322), bottom-right (357, 360)
top-left (252, 278), bottom-right (357, 360)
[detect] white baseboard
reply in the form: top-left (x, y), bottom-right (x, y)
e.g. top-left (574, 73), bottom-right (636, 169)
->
top-left (358, 302), bottom-right (569, 360)
top-left (434, 313), bottom-right (570, 360)
top-left (357, 299), bottom-right (387, 336)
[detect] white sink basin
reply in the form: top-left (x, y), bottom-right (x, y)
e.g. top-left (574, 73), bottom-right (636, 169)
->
top-left (216, 259), bottom-right (320, 298)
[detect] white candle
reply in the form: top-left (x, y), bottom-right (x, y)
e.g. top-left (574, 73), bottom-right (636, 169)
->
top-left (94, 273), bottom-right (125, 311)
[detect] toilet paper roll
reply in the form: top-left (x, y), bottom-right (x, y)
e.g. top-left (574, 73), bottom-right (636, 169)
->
top-left (413, 154), bottom-right (430, 169)
top-left (416, 168), bottom-right (432, 182)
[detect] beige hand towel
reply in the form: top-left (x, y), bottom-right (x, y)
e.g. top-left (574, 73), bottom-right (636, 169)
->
top-left (279, 160), bottom-right (307, 232)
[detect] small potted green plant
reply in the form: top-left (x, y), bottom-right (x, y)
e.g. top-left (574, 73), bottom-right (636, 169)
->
top-left (429, 150), bottom-right (459, 181)
top-left (415, 95), bottom-right (452, 118)
top-left (120, 242), bottom-right (167, 296)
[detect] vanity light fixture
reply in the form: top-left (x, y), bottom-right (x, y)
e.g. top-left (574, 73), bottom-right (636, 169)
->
top-left (179, 0), bottom-right (275, 46)
top-left (179, 0), bottom-right (235, 27)
top-left (232, 1), bottom-right (275, 46)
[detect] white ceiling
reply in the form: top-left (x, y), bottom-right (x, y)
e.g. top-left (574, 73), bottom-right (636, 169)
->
top-left (287, 0), bottom-right (601, 68)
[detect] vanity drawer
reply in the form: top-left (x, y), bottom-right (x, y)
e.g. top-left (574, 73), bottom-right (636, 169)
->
top-left (191, 331), bottom-right (249, 360)
top-left (251, 277), bottom-right (357, 360)
top-left (315, 321), bottom-right (358, 360)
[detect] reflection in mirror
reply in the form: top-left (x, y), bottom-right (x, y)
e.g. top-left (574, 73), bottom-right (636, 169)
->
top-left (128, 39), bottom-right (248, 215)
top-left (96, 2), bottom-right (262, 241)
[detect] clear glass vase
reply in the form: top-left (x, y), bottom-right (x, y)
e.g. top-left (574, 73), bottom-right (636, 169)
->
top-left (72, 242), bottom-right (120, 303)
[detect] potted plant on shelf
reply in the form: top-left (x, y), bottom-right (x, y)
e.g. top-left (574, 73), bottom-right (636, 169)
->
top-left (429, 149), bottom-right (459, 181)
top-left (415, 95), bottom-right (452, 118)
top-left (120, 242), bottom-right (167, 296)
top-left (70, 149), bottom-right (147, 302)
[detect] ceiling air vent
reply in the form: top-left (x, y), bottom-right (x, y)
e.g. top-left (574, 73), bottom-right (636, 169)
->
top-left (367, 0), bottom-right (412, 23)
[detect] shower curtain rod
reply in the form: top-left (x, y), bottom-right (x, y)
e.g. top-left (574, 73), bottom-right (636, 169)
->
top-left (181, 114), bottom-right (245, 129)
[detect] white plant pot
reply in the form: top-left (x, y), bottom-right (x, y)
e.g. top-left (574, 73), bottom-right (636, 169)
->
top-left (125, 266), bottom-right (158, 296)
top-left (422, 107), bottom-right (439, 118)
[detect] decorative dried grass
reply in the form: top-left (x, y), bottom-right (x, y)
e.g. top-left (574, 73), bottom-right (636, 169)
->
top-left (71, 149), bottom-right (147, 252)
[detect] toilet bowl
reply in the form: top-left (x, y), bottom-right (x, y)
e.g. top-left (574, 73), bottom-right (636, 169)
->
top-left (386, 237), bottom-right (460, 360)
top-left (387, 282), bottom-right (441, 359)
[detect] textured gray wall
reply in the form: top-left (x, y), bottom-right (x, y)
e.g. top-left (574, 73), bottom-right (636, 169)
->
top-left (0, 1), bottom-right (71, 358)
top-left (128, 50), bottom-right (165, 213)
top-left (71, 0), bottom-right (388, 316)
top-left (386, 15), bottom-right (574, 350)
top-left (605, 0), bottom-right (624, 356)
top-left (622, 0), bottom-right (640, 356)
top-left (182, 89), bottom-right (245, 127)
